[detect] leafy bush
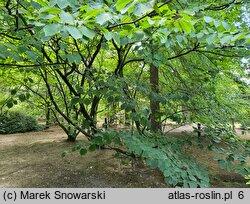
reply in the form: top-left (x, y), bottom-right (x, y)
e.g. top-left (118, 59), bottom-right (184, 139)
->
top-left (0, 111), bottom-right (43, 134)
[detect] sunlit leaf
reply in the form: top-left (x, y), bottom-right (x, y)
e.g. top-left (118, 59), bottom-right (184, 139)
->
top-left (116, 0), bottom-right (133, 11)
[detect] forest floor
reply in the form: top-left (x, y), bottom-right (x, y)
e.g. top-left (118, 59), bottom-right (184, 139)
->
top-left (0, 125), bottom-right (249, 188)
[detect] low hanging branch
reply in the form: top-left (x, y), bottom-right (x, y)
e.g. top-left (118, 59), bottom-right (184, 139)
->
top-left (0, 63), bottom-right (66, 68)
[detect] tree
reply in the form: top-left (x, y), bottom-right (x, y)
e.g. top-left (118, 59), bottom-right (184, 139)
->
top-left (0, 0), bottom-right (250, 187)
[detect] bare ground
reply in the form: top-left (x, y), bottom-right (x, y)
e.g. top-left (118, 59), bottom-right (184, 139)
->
top-left (0, 126), bottom-right (166, 188)
top-left (0, 125), bottom-right (249, 188)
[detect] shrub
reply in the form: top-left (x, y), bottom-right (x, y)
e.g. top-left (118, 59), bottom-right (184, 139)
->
top-left (0, 111), bottom-right (43, 134)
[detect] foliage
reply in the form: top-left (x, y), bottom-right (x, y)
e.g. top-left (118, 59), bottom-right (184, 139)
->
top-left (196, 125), bottom-right (250, 177)
top-left (245, 175), bottom-right (250, 185)
top-left (64, 130), bottom-right (210, 187)
top-left (0, 0), bottom-right (250, 188)
top-left (0, 111), bottom-right (43, 134)
top-left (0, 0), bottom-right (249, 137)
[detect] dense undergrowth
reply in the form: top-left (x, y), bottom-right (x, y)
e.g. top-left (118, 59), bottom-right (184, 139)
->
top-left (0, 111), bottom-right (43, 134)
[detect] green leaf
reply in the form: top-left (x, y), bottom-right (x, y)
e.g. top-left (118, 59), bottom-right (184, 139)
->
top-left (18, 94), bottom-right (26, 102)
top-left (104, 32), bottom-right (113, 41)
top-left (206, 33), bottom-right (217, 45)
top-left (72, 146), bottom-right (81, 152)
top-left (6, 100), bottom-right (13, 108)
top-left (79, 148), bottom-right (88, 155)
top-left (204, 16), bottom-right (214, 23)
top-left (79, 26), bottom-right (96, 39)
top-left (66, 26), bottom-right (82, 39)
top-left (179, 19), bottom-right (194, 34)
top-left (96, 12), bottom-right (113, 25)
top-left (89, 144), bottom-right (97, 152)
top-left (11, 89), bottom-right (17, 95)
top-left (43, 23), bottom-right (61, 36)
top-left (17, 46), bottom-right (27, 53)
top-left (245, 38), bottom-right (250, 44)
top-left (83, 98), bottom-right (92, 106)
top-left (67, 54), bottom-right (81, 64)
top-left (83, 8), bottom-right (103, 20)
top-left (26, 51), bottom-right (38, 62)
top-left (71, 96), bottom-right (80, 105)
top-left (60, 10), bottom-right (74, 24)
top-left (222, 21), bottom-right (231, 30)
top-left (133, 30), bottom-right (145, 41)
top-left (133, 3), bottom-right (152, 16)
top-left (40, 7), bottom-right (61, 14)
top-left (0, 45), bottom-right (8, 58)
top-left (61, 150), bottom-right (69, 158)
top-left (147, 159), bottom-right (158, 169)
top-left (220, 35), bottom-right (231, 44)
top-left (116, 0), bottom-right (133, 11)
top-left (57, 0), bottom-right (70, 9)
top-left (163, 169), bottom-right (171, 177)
top-left (188, 181), bottom-right (198, 188)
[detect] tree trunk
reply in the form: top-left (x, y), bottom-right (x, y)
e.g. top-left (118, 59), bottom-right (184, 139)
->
top-left (150, 64), bottom-right (161, 132)
top-left (45, 103), bottom-right (51, 128)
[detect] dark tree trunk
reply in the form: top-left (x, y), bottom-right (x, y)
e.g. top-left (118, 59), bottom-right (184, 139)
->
top-left (197, 123), bottom-right (201, 137)
top-left (45, 103), bottom-right (51, 128)
top-left (150, 64), bottom-right (161, 132)
top-left (67, 136), bottom-right (76, 142)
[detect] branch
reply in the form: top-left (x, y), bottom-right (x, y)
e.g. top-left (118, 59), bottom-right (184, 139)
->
top-left (167, 42), bottom-right (200, 60)
top-left (39, 68), bottom-right (93, 139)
top-left (0, 32), bottom-right (22, 40)
top-left (108, 0), bottom-right (174, 30)
top-left (205, 0), bottom-right (242, 11)
top-left (104, 146), bottom-right (136, 158)
top-left (88, 36), bottom-right (103, 68)
top-left (196, 50), bottom-right (245, 58)
top-left (0, 63), bottom-right (66, 68)
top-left (73, 38), bottom-right (88, 67)
top-left (161, 107), bottom-right (210, 123)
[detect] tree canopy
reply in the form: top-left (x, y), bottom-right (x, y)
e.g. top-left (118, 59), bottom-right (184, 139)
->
top-left (0, 0), bottom-right (250, 187)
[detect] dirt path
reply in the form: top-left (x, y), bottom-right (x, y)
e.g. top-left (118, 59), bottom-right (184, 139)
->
top-left (0, 126), bottom-right (249, 188)
top-left (0, 126), bottom-right (165, 188)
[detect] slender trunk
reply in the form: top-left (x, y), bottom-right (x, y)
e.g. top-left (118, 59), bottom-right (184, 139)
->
top-left (150, 64), bottom-right (161, 132)
top-left (197, 123), bottom-right (201, 137)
